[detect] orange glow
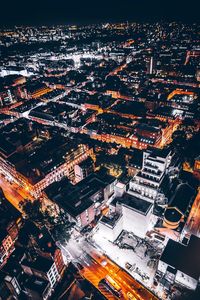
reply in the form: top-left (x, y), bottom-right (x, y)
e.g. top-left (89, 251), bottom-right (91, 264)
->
top-left (167, 89), bottom-right (195, 100)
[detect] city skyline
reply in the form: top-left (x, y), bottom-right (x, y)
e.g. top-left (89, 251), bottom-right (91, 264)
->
top-left (0, 0), bottom-right (199, 27)
top-left (0, 7), bottom-right (200, 300)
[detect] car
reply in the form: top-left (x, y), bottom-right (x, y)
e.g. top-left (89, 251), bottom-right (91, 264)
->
top-left (76, 262), bottom-right (84, 270)
top-left (125, 262), bottom-right (132, 269)
top-left (153, 280), bottom-right (158, 286)
top-left (101, 259), bottom-right (107, 266)
top-left (127, 292), bottom-right (137, 300)
top-left (99, 279), bottom-right (121, 298)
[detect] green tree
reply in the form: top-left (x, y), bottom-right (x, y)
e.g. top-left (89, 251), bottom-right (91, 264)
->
top-left (19, 199), bottom-right (43, 221)
top-left (19, 200), bottom-right (74, 244)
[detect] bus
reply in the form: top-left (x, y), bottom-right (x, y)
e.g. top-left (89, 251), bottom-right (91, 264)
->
top-left (99, 275), bottom-right (122, 297)
top-left (105, 275), bottom-right (121, 292)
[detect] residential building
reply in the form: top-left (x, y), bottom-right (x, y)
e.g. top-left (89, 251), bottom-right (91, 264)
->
top-left (0, 189), bottom-right (22, 268)
top-left (21, 256), bottom-right (60, 288)
top-left (129, 148), bottom-right (172, 204)
top-left (45, 169), bottom-right (117, 228)
top-left (74, 157), bottom-right (95, 183)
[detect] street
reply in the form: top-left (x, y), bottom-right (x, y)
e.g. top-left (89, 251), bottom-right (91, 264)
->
top-left (0, 173), bottom-right (34, 211)
top-left (185, 190), bottom-right (200, 237)
top-left (61, 237), bottom-right (158, 300)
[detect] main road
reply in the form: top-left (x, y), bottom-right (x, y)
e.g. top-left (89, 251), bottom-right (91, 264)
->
top-left (185, 189), bottom-right (200, 237)
top-left (62, 238), bottom-right (158, 300)
top-left (0, 173), bottom-right (34, 211)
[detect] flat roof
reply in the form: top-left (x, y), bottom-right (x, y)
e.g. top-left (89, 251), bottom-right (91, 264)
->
top-left (23, 275), bottom-right (49, 294)
top-left (112, 193), bottom-right (153, 216)
top-left (100, 214), bottom-right (122, 228)
top-left (0, 189), bottom-right (21, 232)
top-left (161, 235), bottom-right (200, 280)
top-left (22, 256), bottom-right (53, 273)
top-left (168, 183), bottom-right (195, 214)
top-left (45, 169), bottom-right (115, 217)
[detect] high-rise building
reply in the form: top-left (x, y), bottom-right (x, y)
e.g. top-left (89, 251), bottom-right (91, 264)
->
top-left (74, 157), bottom-right (94, 183)
top-left (129, 149), bottom-right (172, 204)
top-left (147, 56), bottom-right (155, 75)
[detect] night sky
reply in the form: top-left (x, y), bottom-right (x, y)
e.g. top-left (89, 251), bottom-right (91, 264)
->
top-left (0, 0), bottom-right (199, 27)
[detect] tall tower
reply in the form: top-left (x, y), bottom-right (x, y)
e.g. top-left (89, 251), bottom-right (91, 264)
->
top-left (147, 56), bottom-right (156, 75)
top-left (149, 56), bottom-right (154, 75)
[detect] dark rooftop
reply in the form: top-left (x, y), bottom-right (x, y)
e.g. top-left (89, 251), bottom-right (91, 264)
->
top-left (148, 147), bottom-right (172, 159)
top-left (112, 193), bottom-right (153, 215)
top-left (168, 183), bottom-right (195, 215)
top-left (22, 255), bottom-right (54, 273)
top-left (23, 275), bottom-right (49, 294)
top-left (78, 157), bottom-right (94, 169)
top-left (45, 169), bottom-right (115, 218)
top-left (161, 235), bottom-right (200, 280)
top-left (0, 189), bottom-right (21, 237)
top-left (100, 214), bottom-right (122, 228)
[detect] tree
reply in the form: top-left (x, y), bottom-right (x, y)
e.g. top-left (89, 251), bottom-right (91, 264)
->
top-left (49, 209), bottom-right (75, 244)
top-left (171, 130), bottom-right (187, 155)
top-left (19, 199), bottom-right (43, 221)
top-left (52, 222), bottom-right (72, 244)
top-left (19, 200), bottom-right (74, 244)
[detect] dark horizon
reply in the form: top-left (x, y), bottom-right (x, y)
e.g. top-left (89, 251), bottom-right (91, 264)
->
top-left (0, 0), bottom-right (199, 28)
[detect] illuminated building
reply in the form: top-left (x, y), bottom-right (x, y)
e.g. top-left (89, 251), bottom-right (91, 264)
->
top-left (0, 189), bottom-right (22, 268)
top-left (196, 69), bottom-right (200, 82)
top-left (31, 226), bottom-right (65, 277)
top-left (0, 67), bottom-right (33, 78)
top-left (133, 123), bottom-right (162, 146)
top-left (74, 157), bottom-right (95, 183)
top-left (45, 178), bottom-right (96, 229)
top-left (45, 170), bottom-right (117, 228)
top-left (110, 193), bottom-right (153, 239)
top-left (148, 106), bottom-right (182, 123)
top-left (129, 148), bottom-right (172, 204)
top-left (83, 121), bottom-right (166, 150)
top-left (30, 87), bottom-right (52, 100)
top-left (167, 89), bottom-right (196, 103)
top-left (39, 89), bottom-right (67, 102)
top-left (194, 155), bottom-right (200, 173)
top-left (147, 56), bottom-right (155, 75)
top-left (12, 75), bottom-right (26, 86)
top-left (97, 214), bottom-right (123, 242)
top-left (0, 273), bottom-right (21, 299)
top-left (0, 120), bottom-right (94, 195)
top-left (18, 83), bottom-right (52, 100)
top-left (0, 90), bottom-right (14, 107)
top-left (1, 223), bottom-right (66, 298)
top-left (21, 256), bottom-right (60, 288)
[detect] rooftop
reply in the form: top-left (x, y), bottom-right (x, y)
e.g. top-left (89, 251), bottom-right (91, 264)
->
top-left (22, 255), bottom-right (54, 273)
top-left (0, 189), bottom-right (21, 236)
top-left (23, 275), bottom-right (49, 294)
top-left (45, 169), bottom-right (115, 217)
top-left (168, 183), bottom-right (195, 215)
top-left (112, 193), bottom-right (153, 215)
top-left (161, 235), bottom-right (200, 280)
top-left (100, 214), bottom-right (122, 228)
